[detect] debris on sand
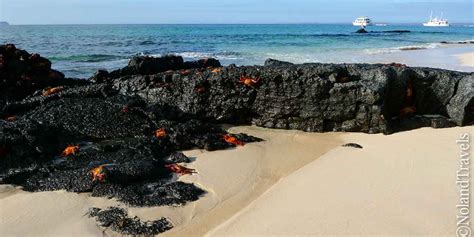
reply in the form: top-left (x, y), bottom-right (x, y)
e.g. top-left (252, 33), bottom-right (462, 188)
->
top-left (88, 207), bottom-right (173, 235)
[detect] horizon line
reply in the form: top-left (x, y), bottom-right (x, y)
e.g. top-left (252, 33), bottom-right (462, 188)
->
top-left (2, 22), bottom-right (474, 26)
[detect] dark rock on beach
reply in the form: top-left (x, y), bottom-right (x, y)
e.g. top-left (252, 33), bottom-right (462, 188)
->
top-left (88, 207), bottom-right (173, 235)
top-left (342, 143), bottom-right (363, 149)
top-left (0, 44), bottom-right (472, 235)
top-left (0, 44), bottom-right (87, 103)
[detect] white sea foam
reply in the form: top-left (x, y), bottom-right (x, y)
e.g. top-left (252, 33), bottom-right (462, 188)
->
top-left (363, 43), bottom-right (441, 55)
top-left (137, 51), bottom-right (243, 61)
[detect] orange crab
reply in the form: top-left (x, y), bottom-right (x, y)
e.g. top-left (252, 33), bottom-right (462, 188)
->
top-left (195, 85), bottom-right (206, 93)
top-left (239, 75), bottom-right (260, 87)
top-left (90, 166), bottom-right (107, 182)
top-left (222, 134), bottom-right (245, 146)
top-left (61, 144), bottom-right (80, 157)
top-left (155, 128), bottom-right (167, 138)
top-left (211, 68), bottom-right (222, 73)
top-left (165, 164), bottom-right (196, 175)
top-left (42, 86), bottom-right (64, 96)
top-left (180, 69), bottom-right (193, 75)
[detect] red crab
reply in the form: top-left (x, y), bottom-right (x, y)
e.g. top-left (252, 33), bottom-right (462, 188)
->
top-left (180, 69), bottom-right (193, 75)
top-left (155, 128), bottom-right (167, 138)
top-left (61, 144), bottom-right (80, 157)
top-left (239, 75), bottom-right (260, 87)
top-left (4, 116), bottom-right (16, 122)
top-left (211, 68), bottom-right (222, 73)
top-left (42, 86), bottom-right (64, 96)
top-left (195, 85), bottom-right (206, 93)
top-left (91, 166), bottom-right (107, 182)
top-left (165, 164), bottom-right (197, 176)
top-left (222, 134), bottom-right (245, 146)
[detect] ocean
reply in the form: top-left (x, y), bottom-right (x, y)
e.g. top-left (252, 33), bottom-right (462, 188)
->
top-left (1, 24), bottom-right (473, 78)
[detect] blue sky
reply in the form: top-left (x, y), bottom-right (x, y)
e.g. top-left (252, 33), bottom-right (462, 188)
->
top-left (0, 0), bottom-right (472, 24)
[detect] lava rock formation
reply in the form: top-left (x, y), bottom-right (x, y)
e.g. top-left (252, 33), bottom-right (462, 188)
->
top-left (0, 44), bottom-right (472, 235)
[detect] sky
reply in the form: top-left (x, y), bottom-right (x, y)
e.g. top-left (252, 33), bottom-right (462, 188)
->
top-left (0, 0), bottom-right (472, 24)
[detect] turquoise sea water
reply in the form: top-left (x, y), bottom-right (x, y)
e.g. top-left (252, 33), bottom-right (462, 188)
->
top-left (1, 24), bottom-right (473, 78)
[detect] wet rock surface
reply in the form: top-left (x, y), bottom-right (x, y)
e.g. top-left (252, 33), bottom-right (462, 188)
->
top-left (0, 44), bottom-right (472, 235)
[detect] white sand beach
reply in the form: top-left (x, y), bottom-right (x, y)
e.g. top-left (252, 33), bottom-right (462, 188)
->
top-left (363, 44), bottom-right (474, 72)
top-left (1, 126), bottom-right (472, 236)
top-left (457, 52), bottom-right (474, 67)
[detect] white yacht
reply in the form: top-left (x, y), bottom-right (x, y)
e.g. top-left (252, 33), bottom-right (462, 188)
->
top-left (353, 17), bottom-right (373, 27)
top-left (423, 12), bottom-right (450, 27)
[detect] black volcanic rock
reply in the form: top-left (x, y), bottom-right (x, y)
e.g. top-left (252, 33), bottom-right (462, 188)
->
top-left (88, 207), bottom-right (173, 235)
top-left (447, 75), bottom-right (474, 125)
top-left (107, 59), bottom-right (472, 133)
top-left (0, 44), bottom-right (472, 235)
top-left (0, 44), bottom-right (88, 109)
top-left (355, 28), bottom-right (368, 33)
top-left (101, 54), bottom-right (222, 80)
top-left (264, 58), bottom-right (294, 67)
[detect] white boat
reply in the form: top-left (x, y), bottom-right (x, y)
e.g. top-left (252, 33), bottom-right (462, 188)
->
top-left (423, 12), bottom-right (450, 27)
top-left (376, 23), bottom-right (387, 26)
top-left (353, 17), bottom-right (373, 27)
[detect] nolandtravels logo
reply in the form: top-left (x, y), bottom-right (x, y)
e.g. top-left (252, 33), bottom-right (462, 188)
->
top-left (457, 133), bottom-right (471, 237)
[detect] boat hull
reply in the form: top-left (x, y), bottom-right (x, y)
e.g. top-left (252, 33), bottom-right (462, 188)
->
top-left (423, 23), bottom-right (450, 27)
top-left (353, 22), bottom-right (373, 27)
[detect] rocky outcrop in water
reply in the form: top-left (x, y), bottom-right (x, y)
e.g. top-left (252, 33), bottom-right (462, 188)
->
top-left (0, 44), bottom-right (472, 235)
